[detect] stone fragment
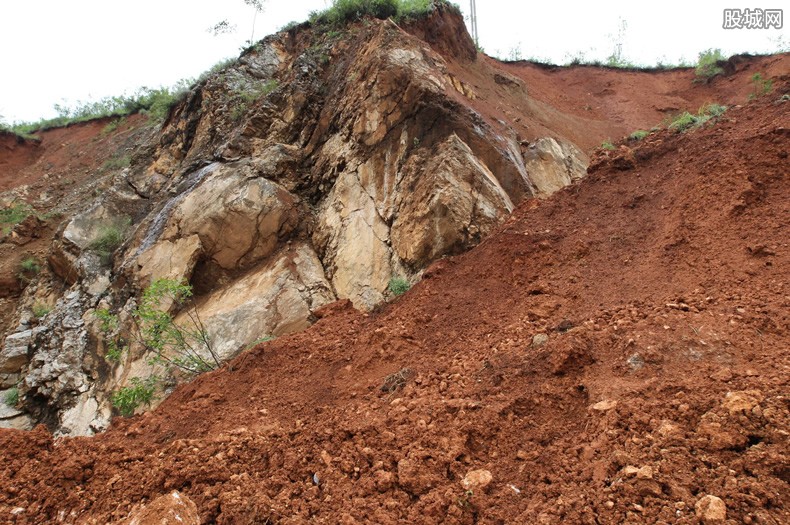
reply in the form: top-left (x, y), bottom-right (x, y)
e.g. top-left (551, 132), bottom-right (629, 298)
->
top-left (120, 491), bottom-right (200, 525)
top-left (532, 333), bottom-right (549, 347)
top-left (462, 469), bottom-right (493, 491)
top-left (591, 399), bottom-right (618, 412)
top-left (695, 495), bottom-right (726, 524)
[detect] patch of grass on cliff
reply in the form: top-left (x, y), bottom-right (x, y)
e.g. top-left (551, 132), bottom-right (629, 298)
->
top-left (388, 276), bottom-right (410, 296)
top-left (102, 154), bottom-right (132, 172)
top-left (1, 202), bottom-right (33, 235)
top-left (19, 257), bottom-right (41, 275)
top-left (89, 218), bottom-right (131, 264)
top-left (668, 103), bottom-right (727, 132)
top-left (4, 387), bottom-right (19, 407)
top-left (310, 0), bottom-right (443, 26)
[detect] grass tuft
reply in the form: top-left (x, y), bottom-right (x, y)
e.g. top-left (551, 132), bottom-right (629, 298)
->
top-left (388, 276), bottom-right (410, 296)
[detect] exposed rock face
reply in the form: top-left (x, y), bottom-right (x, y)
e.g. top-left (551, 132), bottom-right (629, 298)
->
top-left (0, 5), bottom-right (589, 435)
top-left (187, 243), bottom-right (335, 361)
top-left (522, 137), bottom-right (588, 196)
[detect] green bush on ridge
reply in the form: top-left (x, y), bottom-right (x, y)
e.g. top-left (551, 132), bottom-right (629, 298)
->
top-left (310, 0), bottom-right (445, 27)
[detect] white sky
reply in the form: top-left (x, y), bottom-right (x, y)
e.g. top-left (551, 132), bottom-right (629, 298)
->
top-left (0, 1), bottom-right (786, 123)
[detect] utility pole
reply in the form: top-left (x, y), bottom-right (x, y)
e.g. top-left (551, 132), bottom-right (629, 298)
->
top-left (469, 0), bottom-right (479, 47)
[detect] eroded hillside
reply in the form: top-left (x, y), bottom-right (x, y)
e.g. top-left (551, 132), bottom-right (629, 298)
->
top-left (0, 9), bottom-right (788, 519)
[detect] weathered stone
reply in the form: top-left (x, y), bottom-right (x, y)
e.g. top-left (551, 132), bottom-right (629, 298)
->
top-left (183, 243), bottom-right (335, 361)
top-left (695, 495), bottom-right (726, 524)
top-left (590, 399), bottom-right (618, 412)
top-left (0, 414), bottom-right (34, 431)
top-left (162, 168), bottom-right (299, 270)
top-left (532, 333), bottom-right (549, 347)
top-left (120, 491), bottom-right (200, 525)
top-left (314, 168), bottom-right (393, 309)
top-left (136, 235), bottom-right (202, 287)
top-left (722, 390), bottom-right (763, 415)
top-left (523, 137), bottom-right (588, 196)
top-left (391, 134), bottom-right (514, 269)
top-left (462, 469), bottom-right (493, 491)
top-left (0, 330), bottom-right (33, 373)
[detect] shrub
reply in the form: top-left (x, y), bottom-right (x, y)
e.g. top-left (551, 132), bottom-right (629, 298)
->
top-left (311, 0), bottom-right (440, 26)
top-left (108, 279), bottom-right (219, 416)
top-left (669, 111), bottom-right (698, 131)
top-left (601, 139), bottom-right (616, 151)
top-left (133, 278), bottom-right (220, 375)
top-left (695, 49), bottom-right (725, 79)
top-left (231, 79), bottom-right (280, 121)
top-left (388, 276), bottom-right (410, 296)
top-left (102, 118), bottom-right (126, 135)
top-left (280, 20), bottom-right (300, 32)
top-left (395, 0), bottom-right (434, 21)
top-left (629, 130), bottom-right (649, 141)
top-left (314, 0), bottom-right (398, 25)
top-left (95, 308), bottom-right (125, 363)
top-left (3, 387), bottom-right (19, 407)
top-left (111, 376), bottom-right (158, 416)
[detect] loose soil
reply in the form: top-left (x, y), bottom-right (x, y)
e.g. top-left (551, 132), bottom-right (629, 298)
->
top-left (0, 82), bottom-right (787, 523)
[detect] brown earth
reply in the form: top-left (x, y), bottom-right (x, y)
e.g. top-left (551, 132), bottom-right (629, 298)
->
top-left (0, 67), bottom-right (787, 524)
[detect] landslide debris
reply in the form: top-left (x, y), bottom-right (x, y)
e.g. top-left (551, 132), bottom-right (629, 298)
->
top-left (0, 53), bottom-right (787, 524)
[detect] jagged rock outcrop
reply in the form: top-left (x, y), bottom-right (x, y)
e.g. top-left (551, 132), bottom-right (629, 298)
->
top-left (0, 3), bottom-right (591, 435)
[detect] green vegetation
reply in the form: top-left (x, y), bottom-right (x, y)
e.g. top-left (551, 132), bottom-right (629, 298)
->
top-left (310, 0), bottom-right (443, 27)
top-left (89, 218), bottom-right (130, 264)
top-left (7, 82), bottom-right (191, 136)
top-left (601, 139), bottom-right (616, 151)
top-left (668, 103), bottom-right (727, 132)
top-left (749, 73), bottom-right (773, 100)
top-left (134, 279), bottom-right (220, 375)
top-left (1, 202), bottom-right (33, 235)
top-left (231, 79), bottom-right (279, 121)
top-left (246, 335), bottom-right (275, 351)
top-left (111, 376), bottom-right (158, 416)
top-left (388, 276), bottom-right (410, 296)
top-left (102, 117), bottom-right (126, 135)
top-left (3, 387), bottom-right (19, 407)
top-left (102, 154), bottom-right (132, 172)
top-left (19, 257), bottom-right (41, 274)
top-left (31, 303), bottom-right (51, 319)
top-left (629, 130), bottom-right (649, 141)
top-left (106, 279), bottom-right (219, 416)
top-left (280, 20), bottom-right (301, 32)
top-left (95, 308), bottom-right (125, 363)
top-left (695, 48), bottom-right (725, 80)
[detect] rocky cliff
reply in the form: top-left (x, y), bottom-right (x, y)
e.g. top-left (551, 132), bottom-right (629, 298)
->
top-left (1, 3), bottom-right (786, 436)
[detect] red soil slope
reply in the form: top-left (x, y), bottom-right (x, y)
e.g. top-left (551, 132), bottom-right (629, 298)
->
top-left (0, 85), bottom-right (787, 523)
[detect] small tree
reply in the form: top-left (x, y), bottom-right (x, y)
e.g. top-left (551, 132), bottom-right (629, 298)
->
top-left (133, 278), bottom-right (220, 374)
top-left (101, 278), bottom-right (220, 416)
